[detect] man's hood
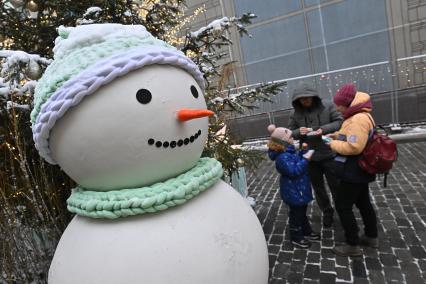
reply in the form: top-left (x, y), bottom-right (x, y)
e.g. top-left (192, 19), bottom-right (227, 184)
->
top-left (291, 83), bottom-right (323, 110)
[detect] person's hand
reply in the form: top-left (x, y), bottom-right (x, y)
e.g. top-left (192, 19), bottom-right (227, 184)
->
top-left (300, 127), bottom-right (311, 135)
top-left (301, 143), bottom-right (308, 150)
top-left (326, 133), bottom-right (337, 140)
top-left (314, 128), bottom-right (323, 135)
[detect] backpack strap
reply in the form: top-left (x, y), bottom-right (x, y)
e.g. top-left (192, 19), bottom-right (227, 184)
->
top-left (362, 113), bottom-right (376, 140)
top-left (364, 112), bottom-right (376, 129)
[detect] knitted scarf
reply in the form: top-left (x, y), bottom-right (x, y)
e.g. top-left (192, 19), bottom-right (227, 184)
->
top-left (67, 157), bottom-right (222, 219)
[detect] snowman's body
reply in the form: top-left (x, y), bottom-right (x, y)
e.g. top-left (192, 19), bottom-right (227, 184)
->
top-left (31, 24), bottom-right (268, 283)
top-left (49, 180), bottom-right (268, 283)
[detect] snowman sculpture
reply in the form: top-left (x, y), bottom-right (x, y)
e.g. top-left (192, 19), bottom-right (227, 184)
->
top-left (31, 24), bottom-right (268, 283)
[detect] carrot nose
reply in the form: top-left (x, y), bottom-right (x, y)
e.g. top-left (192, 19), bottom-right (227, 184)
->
top-left (177, 109), bottom-right (214, 122)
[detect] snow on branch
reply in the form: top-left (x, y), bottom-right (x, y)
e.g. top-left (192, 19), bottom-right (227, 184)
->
top-left (209, 81), bottom-right (287, 114)
top-left (77, 6), bottom-right (103, 25)
top-left (0, 50), bottom-right (50, 106)
top-left (6, 101), bottom-right (30, 110)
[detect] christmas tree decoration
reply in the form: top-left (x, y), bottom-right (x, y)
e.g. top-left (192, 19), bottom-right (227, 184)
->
top-left (26, 0), bottom-right (38, 12)
top-left (26, 60), bottom-right (42, 80)
top-left (9, 0), bottom-right (24, 8)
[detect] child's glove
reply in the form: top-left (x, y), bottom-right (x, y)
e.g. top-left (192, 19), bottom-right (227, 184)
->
top-left (302, 150), bottom-right (315, 161)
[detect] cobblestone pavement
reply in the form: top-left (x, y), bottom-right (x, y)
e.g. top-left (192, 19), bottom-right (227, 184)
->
top-left (247, 142), bottom-right (426, 284)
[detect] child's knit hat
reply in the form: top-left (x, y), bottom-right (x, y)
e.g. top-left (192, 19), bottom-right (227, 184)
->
top-left (31, 24), bottom-right (205, 164)
top-left (267, 124), bottom-right (292, 145)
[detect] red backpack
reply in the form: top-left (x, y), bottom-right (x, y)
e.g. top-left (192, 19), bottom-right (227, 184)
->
top-left (358, 114), bottom-right (398, 187)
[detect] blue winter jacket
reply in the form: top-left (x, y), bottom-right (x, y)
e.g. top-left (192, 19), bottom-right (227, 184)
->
top-left (268, 145), bottom-right (313, 206)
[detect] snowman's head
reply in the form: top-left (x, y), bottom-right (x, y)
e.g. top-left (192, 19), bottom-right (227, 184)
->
top-left (31, 24), bottom-right (211, 190)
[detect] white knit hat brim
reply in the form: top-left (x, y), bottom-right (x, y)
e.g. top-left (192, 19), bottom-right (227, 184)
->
top-left (32, 46), bottom-right (205, 164)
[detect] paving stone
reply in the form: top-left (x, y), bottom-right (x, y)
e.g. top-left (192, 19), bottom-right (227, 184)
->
top-left (303, 280), bottom-right (319, 284)
top-left (268, 244), bottom-right (281, 254)
top-left (320, 259), bottom-right (335, 273)
top-left (377, 240), bottom-right (393, 253)
top-left (322, 230), bottom-right (332, 239)
top-left (418, 259), bottom-right (426, 270)
top-left (290, 260), bottom-right (305, 273)
top-left (270, 235), bottom-right (284, 245)
top-left (389, 237), bottom-right (407, 248)
top-left (363, 247), bottom-right (379, 258)
top-left (309, 241), bottom-right (321, 252)
top-left (287, 272), bottom-right (304, 283)
top-left (335, 255), bottom-right (349, 267)
top-left (383, 267), bottom-right (404, 283)
top-left (306, 253), bottom-right (320, 263)
top-left (351, 259), bottom-right (367, 278)
top-left (394, 248), bottom-right (413, 262)
top-left (282, 240), bottom-right (293, 251)
top-left (409, 245), bottom-right (426, 259)
top-left (277, 251), bottom-right (293, 264)
top-left (293, 249), bottom-right (308, 261)
top-left (379, 253), bottom-right (398, 267)
top-left (269, 277), bottom-right (284, 284)
top-left (368, 270), bottom-right (386, 284)
top-left (365, 256), bottom-right (382, 271)
top-left (320, 248), bottom-right (335, 259)
top-left (353, 278), bottom-right (370, 284)
top-left (319, 273), bottom-right (336, 284)
top-left (335, 267), bottom-right (351, 282)
top-left (269, 254), bottom-right (277, 269)
top-left (304, 264), bottom-right (320, 280)
top-left (273, 263), bottom-right (290, 278)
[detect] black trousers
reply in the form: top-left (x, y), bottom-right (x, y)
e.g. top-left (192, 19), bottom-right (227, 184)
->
top-left (335, 181), bottom-right (378, 246)
top-left (308, 158), bottom-right (339, 215)
top-left (288, 204), bottom-right (312, 242)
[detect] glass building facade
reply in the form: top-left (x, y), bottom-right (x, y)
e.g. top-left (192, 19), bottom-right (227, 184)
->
top-left (186, 0), bottom-right (426, 130)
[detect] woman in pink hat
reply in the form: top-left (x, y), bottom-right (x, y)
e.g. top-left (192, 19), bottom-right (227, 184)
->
top-left (327, 84), bottom-right (378, 257)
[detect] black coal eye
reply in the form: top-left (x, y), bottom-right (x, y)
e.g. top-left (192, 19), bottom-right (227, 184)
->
top-left (136, 89), bottom-right (152, 104)
top-left (190, 85), bottom-right (199, 98)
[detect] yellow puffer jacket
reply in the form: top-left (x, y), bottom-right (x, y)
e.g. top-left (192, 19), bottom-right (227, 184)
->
top-left (330, 92), bottom-right (375, 156)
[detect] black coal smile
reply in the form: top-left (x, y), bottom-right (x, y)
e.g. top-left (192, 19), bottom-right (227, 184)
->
top-left (148, 129), bottom-right (202, 148)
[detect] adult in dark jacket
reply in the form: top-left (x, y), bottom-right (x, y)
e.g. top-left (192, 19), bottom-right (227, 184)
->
top-left (288, 83), bottom-right (343, 227)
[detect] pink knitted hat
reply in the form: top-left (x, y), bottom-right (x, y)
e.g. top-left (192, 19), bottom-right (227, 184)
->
top-left (334, 83), bottom-right (357, 107)
top-left (267, 124), bottom-right (292, 145)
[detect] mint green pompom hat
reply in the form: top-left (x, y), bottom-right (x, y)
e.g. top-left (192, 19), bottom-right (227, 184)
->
top-left (31, 24), bottom-right (205, 164)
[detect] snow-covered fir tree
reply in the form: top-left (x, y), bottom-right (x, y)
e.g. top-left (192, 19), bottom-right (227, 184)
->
top-left (0, 1), bottom-right (284, 282)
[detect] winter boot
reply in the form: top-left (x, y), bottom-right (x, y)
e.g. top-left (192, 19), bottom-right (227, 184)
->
top-left (333, 245), bottom-right (362, 257)
top-left (360, 234), bottom-right (379, 248)
top-left (292, 239), bottom-right (311, 249)
top-left (305, 232), bottom-right (321, 241)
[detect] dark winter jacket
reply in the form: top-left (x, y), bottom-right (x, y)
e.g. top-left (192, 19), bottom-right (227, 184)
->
top-left (268, 145), bottom-right (313, 206)
top-left (288, 84), bottom-right (343, 161)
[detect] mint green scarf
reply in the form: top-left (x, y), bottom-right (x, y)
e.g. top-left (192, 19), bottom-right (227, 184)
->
top-left (67, 158), bottom-right (222, 219)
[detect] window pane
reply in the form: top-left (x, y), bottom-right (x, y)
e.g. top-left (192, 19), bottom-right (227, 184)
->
top-left (244, 50), bottom-right (311, 83)
top-left (240, 15), bottom-right (308, 63)
top-left (233, 0), bottom-right (301, 23)
top-left (321, 0), bottom-right (388, 42)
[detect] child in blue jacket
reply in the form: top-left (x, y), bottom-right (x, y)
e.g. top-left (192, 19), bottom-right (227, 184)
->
top-left (267, 124), bottom-right (320, 248)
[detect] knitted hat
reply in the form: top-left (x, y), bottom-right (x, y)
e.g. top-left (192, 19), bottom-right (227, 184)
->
top-left (334, 83), bottom-right (357, 107)
top-left (31, 24), bottom-right (205, 164)
top-left (267, 124), bottom-right (292, 145)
